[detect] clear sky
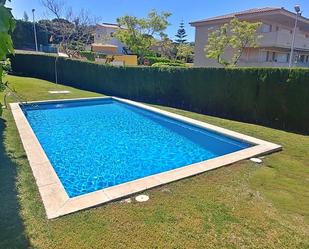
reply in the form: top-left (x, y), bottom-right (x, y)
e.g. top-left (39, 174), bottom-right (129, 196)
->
top-left (7, 0), bottom-right (309, 42)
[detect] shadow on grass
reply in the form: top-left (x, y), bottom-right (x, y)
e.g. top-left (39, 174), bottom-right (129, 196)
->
top-left (0, 118), bottom-right (29, 248)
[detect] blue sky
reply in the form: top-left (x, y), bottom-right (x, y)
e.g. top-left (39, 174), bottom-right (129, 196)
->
top-left (7, 0), bottom-right (309, 42)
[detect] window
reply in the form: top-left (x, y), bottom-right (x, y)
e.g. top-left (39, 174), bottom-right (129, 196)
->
top-left (277, 53), bottom-right (289, 63)
top-left (299, 55), bottom-right (305, 63)
top-left (269, 52), bottom-right (289, 63)
top-left (260, 51), bottom-right (288, 62)
top-left (260, 51), bottom-right (270, 62)
top-left (272, 52), bottom-right (276, 62)
top-left (260, 23), bottom-right (272, 33)
top-left (266, 51), bottom-right (270, 61)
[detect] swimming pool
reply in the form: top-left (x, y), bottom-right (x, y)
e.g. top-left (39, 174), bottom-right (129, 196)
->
top-left (11, 97), bottom-right (281, 218)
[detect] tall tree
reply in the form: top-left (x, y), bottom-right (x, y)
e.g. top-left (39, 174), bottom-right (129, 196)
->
top-left (23, 11), bottom-right (29, 22)
top-left (114, 10), bottom-right (171, 58)
top-left (41, 0), bottom-right (97, 57)
top-left (0, 0), bottom-right (15, 114)
top-left (205, 18), bottom-right (261, 67)
top-left (12, 20), bottom-right (48, 49)
top-left (153, 33), bottom-right (177, 59)
top-left (175, 20), bottom-right (187, 44)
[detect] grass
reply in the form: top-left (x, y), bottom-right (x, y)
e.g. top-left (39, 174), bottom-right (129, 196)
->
top-left (0, 75), bottom-right (308, 249)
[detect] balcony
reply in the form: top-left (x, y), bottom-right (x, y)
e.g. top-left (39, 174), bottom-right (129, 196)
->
top-left (237, 60), bottom-right (309, 68)
top-left (258, 31), bottom-right (309, 50)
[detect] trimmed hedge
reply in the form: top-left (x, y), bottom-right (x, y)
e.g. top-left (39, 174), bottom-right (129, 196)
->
top-left (11, 53), bottom-right (309, 134)
top-left (152, 62), bottom-right (186, 67)
top-left (144, 56), bottom-right (183, 65)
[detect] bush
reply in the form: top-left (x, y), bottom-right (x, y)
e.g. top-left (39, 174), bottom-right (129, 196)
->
top-left (144, 56), bottom-right (183, 65)
top-left (80, 51), bottom-right (95, 61)
top-left (80, 51), bottom-right (107, 62)
top-left (10, 52), bottom-right (309, 134)
top-left (152, 62), bottom-right (186, 67)
top-left (144, 56), bottom-right (170, 65)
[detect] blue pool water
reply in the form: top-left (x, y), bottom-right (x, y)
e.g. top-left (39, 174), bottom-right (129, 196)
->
top-left (23, 98), bottom-right (252, 197)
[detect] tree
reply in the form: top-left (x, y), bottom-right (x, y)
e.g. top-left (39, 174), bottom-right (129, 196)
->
top-left (177, 43), bottom-right (193, 62)
top-left (12, 20), bottom-right (48, 49)
top-left (0, 0), bottom-right (15, 114)
top-left (153, 33), bottom-right (177, 59)
top-left (205, 18), bottom-right (261, 67)
top-left (114, 10), bottom-right (171, 58)
top-left (175, 20), bottom-right (187, 44)
top-left (41, 0), bottom-right (96, 57)
top-left (23, 11), bottom-right (29, 22)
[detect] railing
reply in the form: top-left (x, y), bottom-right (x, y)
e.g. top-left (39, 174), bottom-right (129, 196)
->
top-left (237, 60), bottom-right (309, 68)
top-left (258, 31), bottom-right (309, 50)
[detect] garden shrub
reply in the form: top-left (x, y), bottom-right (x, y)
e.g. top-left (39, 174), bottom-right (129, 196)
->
top-left (151, 62), bottom-right (186, 67)
top-left (10, 52), bottom-right (309, 134)
top-left (79, 51), bottom-right (95, 61)
top-left (144, 56), bottom-right (183, 65)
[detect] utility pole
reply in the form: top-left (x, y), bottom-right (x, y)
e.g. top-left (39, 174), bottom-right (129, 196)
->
top-left (32, 9), bottom-right (38, 52)
top-left (289, 5), bottom-right (301, 68)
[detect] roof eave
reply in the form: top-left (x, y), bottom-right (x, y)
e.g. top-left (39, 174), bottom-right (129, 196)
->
top-left (190, 8), bottom-right (309, 27)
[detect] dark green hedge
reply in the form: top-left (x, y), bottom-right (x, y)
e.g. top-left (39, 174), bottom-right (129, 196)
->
top-left (144, 56), bottom-right (183, 65)
top-left (10, 53), bottom-right (309, 134)
top-left (152, 62), bottom-right (186, 67)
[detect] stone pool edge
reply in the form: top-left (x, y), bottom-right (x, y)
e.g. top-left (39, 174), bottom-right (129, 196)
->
top-left (10, 96), bottom-right (282, 219)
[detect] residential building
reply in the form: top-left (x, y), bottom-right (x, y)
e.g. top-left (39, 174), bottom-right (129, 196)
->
top-left (92, 23), bottom-right (127, 54)
top-left (190, 7), bottom-right (309, 67)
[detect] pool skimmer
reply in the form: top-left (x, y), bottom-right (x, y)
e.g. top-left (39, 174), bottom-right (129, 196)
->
top-left (135, 194), bottom-right (149, 202)
top-left (250, 157), bottom-right (263, 164)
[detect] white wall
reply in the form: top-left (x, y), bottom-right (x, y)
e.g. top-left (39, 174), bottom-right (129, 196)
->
top-left (94, 26), bottom-right (127, 54)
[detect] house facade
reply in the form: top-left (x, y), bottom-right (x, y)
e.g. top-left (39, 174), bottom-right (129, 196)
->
top-left (92, 23), bottom-right (127, 54)
top-left (190, 7), bottom-right (309, 67)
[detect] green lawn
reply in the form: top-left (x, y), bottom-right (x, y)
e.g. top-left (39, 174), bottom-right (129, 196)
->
top-left (1, 75), bottom-right (308, 249)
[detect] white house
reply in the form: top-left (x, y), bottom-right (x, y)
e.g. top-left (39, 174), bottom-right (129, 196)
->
top-left (92, 23), bottom-right (127, 54)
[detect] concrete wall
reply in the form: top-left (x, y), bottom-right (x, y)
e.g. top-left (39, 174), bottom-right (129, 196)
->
top-left (113, 55), bottom-right (138, 66)
top-left (95, 55), bottom-right (138, 66)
